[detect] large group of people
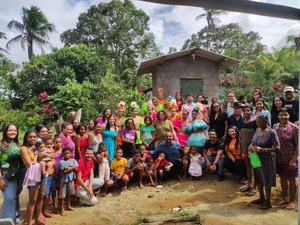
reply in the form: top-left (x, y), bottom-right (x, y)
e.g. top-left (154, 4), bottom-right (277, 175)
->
top-left (0, 86), bottom-right (298, 224)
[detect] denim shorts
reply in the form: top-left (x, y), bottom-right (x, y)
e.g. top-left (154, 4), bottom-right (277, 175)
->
top-left (44, 175), bottom-right (56, 196)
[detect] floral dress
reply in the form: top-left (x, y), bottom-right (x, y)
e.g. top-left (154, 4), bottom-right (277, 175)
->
top-left (188, 153), bottom-right (202, 177)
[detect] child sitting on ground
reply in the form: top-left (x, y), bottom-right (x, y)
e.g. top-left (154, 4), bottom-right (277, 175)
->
top-left (188, 146), bottom-right (203, 178)
top-left (95, 142), bottom-right (110, 196)
top-left (154, 152), bottom-right (173, 185)
top-left (58, 147), bottom-right (78, 216)
top-left (126, 151), bottom-right (144, 189)
top-left (144, 157), bottom-right (156, 187)
top-left (110, 149), bottom-right (129, 191)
top-left (139, 144), bottom-right (151, 162)
top-left (35, 141), bottom-right (54, 177)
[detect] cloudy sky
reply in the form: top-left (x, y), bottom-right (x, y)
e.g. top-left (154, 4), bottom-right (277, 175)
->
top-left (0, 0), bottom-right (299, 65)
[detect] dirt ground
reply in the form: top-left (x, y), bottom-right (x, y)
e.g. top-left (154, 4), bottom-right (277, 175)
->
top-left (4, 173), bottom-right (298, 225)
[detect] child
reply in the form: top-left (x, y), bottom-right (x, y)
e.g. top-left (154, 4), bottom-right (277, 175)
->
top-left (140, 116), bottom-right (155, 149)
top-left (95, 142), bottom-right (110, 196)
top-left (134, 123), bottom-right (143, 150)
top-left (182, 145), bottom-right (190, 179)
top-left (139, 144), bottom-right (151, 162)
top-left (144, 157), bottom-right (156, 187)
top-left (58, 147), bottom-right (78, 216)
top-left (126, 151), bottom-right (144, 189)
top-left (110, 149), bottom-right (129, 191)
top-left (188, 146), bottom-right (203, 178)
top-left (35, 141), bottom-right (54, 177)
top-left (154, 152), bottom-right (173, 184)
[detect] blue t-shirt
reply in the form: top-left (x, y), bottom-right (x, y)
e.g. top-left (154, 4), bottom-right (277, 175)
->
top-left (59, 158), bottom-right (78, 182)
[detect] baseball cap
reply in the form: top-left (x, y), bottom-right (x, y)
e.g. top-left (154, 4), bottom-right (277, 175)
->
top-left (233, 102), bottom-right (242, 108)
top-left (284, 86), bottom-right (294, 93)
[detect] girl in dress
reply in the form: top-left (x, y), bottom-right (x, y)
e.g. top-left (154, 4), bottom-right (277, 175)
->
top-left (96, 108), bottom-right (112, 129)
top-left (102, 116), bottom-right (117, 163)
top-left (140, 116), bottom-right (155, 150)
top-left (173, 110), bottom-right (190, 147)
top-left (95, 143), bottom-right (110, 196)
top-left (74, 124), bottom-right (88, 159)
top-left (188, 146), bottom-right (203, 178)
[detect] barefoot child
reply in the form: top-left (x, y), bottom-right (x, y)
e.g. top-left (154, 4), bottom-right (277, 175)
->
top-left (139, 144), bottom-right (151, 163)
top-left (95, 142), bottom-right (110, 196)
top-left (188, 146), bottom-right (203, 178)
top-left (110, 149), bottom-right (129, 191)
top-left (126, 151), bottom-right (144, 189)
top-left (35, 141), bottom-right (54, 177)
top-left (182, 145), bottom-right (190, 179)
top-left (144, 157), bottom-right (156, 187)
top-left (58, 147), bottom-right (78, 215)
top-left (154, 152), bottom-right (173, 184)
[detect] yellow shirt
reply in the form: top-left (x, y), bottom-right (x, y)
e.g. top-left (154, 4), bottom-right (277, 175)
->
top-left (110, 157), bottom-right (127, 175)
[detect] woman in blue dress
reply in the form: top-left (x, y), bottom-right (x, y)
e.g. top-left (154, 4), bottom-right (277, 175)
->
top-left (186, 109), bottom-right (208, 148)
top-left (102, 116), bottom-right (117, 164)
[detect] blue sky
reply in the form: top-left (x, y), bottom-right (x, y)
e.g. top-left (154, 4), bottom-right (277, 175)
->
top-left (0, 0), bottom-right (299, 64)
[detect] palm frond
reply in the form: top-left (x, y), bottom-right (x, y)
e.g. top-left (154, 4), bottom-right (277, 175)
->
top-left (7, 20), bottom-right (25, 33)
top-left (6, 34), bottom-right (24, 50)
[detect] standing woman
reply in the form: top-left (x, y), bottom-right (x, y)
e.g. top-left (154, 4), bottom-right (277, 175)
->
top-left (74, 124), bottom-right (89, 159)
top-left (59, 123), bottom-right (75, 158)
top-left (121, 118), bottom-right (137, 158)
top-left (253, 98), bottom-right (271, 126)
top-left (102, 116), bottom-right (117, 163)
top-left (35, 124), bottom-right (49, 142)
top-left (273, 108), bottom-right (298, 210)
top-left (154, 110), bottom-right (177, 148)
top-left (130, 106), bottom-right (144, 127)
top-left (0, 124), bottom-right (26, 224)
top-left (21, 130), bottom-right (46, 225)
top-left (251, 89), bottom-right (262, 106)
top-left (172, 110), bottom-right (190, 147)
top-left (96, 108), bottom-right (112, 128)
top-left (209, 102), bottom-right (228, 141)
top-left (115, 106), bottom-right (125, 148)
top-left (271, 96), bottom-right (298, 126)
top-left (87, 120), bottom-right (95, 134)
top-left (250, 115), bottom-right (280, 210)
top-left (175, 92), bottom-right (184, 112)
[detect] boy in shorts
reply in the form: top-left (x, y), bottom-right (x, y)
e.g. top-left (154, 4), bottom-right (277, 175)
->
top-left (110, 150), bottom-right (129, 191)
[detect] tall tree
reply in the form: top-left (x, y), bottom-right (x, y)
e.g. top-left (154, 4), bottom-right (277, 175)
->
top-left (0, 32), bottom-right (8, 53)
top-left (6, 6), bottom-right (55, 60)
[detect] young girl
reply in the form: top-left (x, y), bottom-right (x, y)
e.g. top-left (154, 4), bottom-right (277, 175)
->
top-left (58, 147), bottom-right (78, 216)
top-left (188, 146), bottom-right (203, 178)
top-left (144, 157), bottom-right (156, 187)
top-left (35, 141), bottom-right (54, 177)
top-left (95, 143), bottom-right (110, 196)
top-left (140, 116), bottom-right (155, 150)
top-left (134, 123), bottom-right (143, 150)
top-left (121, 118), bottom-right (137, 159)
top-left (154, 152), bottom-right (173, 184)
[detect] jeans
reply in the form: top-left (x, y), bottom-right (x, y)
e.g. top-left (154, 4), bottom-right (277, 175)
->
top-left (1, 169), bottom-right (25, 222)
top-left (207, 155), bottom-right (225, 175)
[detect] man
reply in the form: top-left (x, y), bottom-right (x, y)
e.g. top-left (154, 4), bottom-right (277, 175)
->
top-left (283, 86), bottom-right (299, 117)
top-left (203, 129), bottom-right (225, 181)
top-left (226, 91), bottom-right (237, 117)
top-left (75, 148), bottom-right (104, 206)
top-left (227, 102), bottom-right (244, 130)
top-left (153, 132), bottom-right (184, 179)
top-left (181, 93), bottom-right (195, 121)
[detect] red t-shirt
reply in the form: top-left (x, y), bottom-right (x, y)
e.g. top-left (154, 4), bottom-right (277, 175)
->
top-left (74, 158), bottom-right (94, 188)
top-left (154, 159), bottom-right (171, 170)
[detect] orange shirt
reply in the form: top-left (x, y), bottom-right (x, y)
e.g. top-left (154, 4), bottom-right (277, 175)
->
top-left (227, 139), bottom-right (241, 159)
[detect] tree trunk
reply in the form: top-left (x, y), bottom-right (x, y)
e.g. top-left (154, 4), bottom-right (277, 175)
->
top-left (27, 37), bottom-right (33, 61)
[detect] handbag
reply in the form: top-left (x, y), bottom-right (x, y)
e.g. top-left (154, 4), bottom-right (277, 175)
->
top-left (4, 167), bottom-right (20, 181)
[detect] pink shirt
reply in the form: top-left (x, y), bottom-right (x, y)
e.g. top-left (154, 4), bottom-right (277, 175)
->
top-left (59, 133), bottom-right (75, 158)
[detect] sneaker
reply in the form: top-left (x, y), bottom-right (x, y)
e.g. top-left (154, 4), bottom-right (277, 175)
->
top-left (15, 217), bottom-right (25, 224)
top-left (217, 174), bottom-right (224, 182)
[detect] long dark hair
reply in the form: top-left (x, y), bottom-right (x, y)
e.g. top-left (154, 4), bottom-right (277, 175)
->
top-left (23, 129), bottom-right (38, 147)
top-left (102, 108), bottom-right (111, 122)
top-left (76, 124), bottom-right (87, 135)
top-left (271, 96), bottom-right (284, 113)
top-left (225, 126), bottom-right (239, 149)
top-left (1, 123), bottom-right (19, 148)
top-left (252, 89), bottom-right (262, 105)
top-left (209, 102), bottom-right (221, 121)
top-left (105, 116), bottom-right (116, 131)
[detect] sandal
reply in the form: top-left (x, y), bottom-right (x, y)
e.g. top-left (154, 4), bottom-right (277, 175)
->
top-left (277, 198), bottom-right (289, 206)
top-left (250, 198), bottom-right (265, 205)
top-left (240, 186), bottom-right (251, 193)
top-left (246, 188), bottom-right (258, 196)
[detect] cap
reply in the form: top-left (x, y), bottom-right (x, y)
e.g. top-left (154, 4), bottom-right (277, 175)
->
top-left (284, 86), bottom-right (294, 93)
top-left (233, 102), bottom-right (242, 108)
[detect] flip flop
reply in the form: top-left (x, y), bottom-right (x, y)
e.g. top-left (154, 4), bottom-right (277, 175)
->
top-left (277, 199), bottom-right (289, 206)
top-left (246, 188), bottom-right (258, 196)
top-left (240, 186), bottom-right (251, 192)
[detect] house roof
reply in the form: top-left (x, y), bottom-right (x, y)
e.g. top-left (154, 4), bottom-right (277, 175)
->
top-left (137, 47), bottom-right (240, 76)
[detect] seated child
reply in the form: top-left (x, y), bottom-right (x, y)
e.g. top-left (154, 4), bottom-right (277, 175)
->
top-left (188, 146), bottom-right (203, 178)
top-left (139, 144), bottom-right (151, 163)
top-left (126, 151), bottom-right (144, 189)
top-left (110, 149), bottom-right (129, 191)
top-left (143, 157), bottom-right (156, 187)
top-left (154, 152), bottom-right (173, 184)
top-left (182, 145), bottom-right (190, 179)
top-left (95, 142), bottom-right (110, 196)
top-left (58, 147), bottom-right (78, 216)
top-left (35, 141), bottom-right (54, 177)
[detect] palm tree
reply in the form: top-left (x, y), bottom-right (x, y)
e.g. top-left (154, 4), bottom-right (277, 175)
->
top-left (0, 32), bottom-right (8, 53)
top-left (6, 6), bottom-right (55, 60)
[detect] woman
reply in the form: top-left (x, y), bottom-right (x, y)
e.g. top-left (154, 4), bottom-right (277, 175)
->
top-left (172, 110), bottom-right (190, 147)
top-left (175, 92), bottom-right (184, 112)
top-left (195, 95), bottom-right (208, 122)
top-left (168, 103), bottom-right (178, 122)
top-left (21, 130), bottom-right (46, 225)
top-left (74, 124), bottom-right (89, 159)
top-left (59, 123), bottom-right (75, 158)
top-left (0, 124), bottom-right (26, 224)
top-left (209, 102), bottom-right (228, 141)
top-left (103, 116), bottom-right (117, 163)
top-left (121, 118), bottom-right (137, 158)
top-left (186, 110), bottom-right (208, 149)
top-left (252, 89), bottom-right (262, 106)
top-left (35, 124), bottom-right (49, 142)
top-left (273, 108), bottom-right (298, 210)
top-left (87, 120), bottom-right (95, 134)
top-left (154, 110), bottom-right (177, 148)
top-left (116, 107), bottom-right (125, 148)
top-left (224, 126), bottom-right (247, 182)
top-left (239, 106), bottom-right (257, 196)
top-left (271, 96), bottom-right (298, 126)
top-left (253, 98), bottom-right (271, 126)
top-left (96, 108), bottom-right (112, 128)
top-left (250, 115), bottom-right (280, 210)
top-left (131, 107), bottom-right (144, 127)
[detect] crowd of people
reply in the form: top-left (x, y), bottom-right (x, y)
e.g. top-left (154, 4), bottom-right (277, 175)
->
top-left (0, 86), bottom-right (298, 225)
